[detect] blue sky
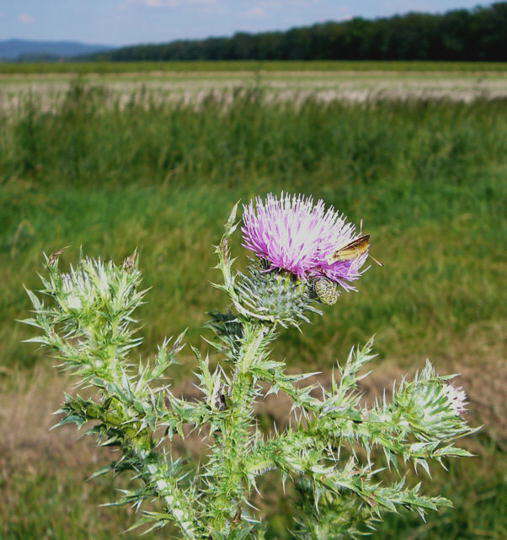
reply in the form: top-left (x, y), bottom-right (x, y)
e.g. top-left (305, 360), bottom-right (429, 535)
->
top-left (0, 1), bottom-right (485, 46)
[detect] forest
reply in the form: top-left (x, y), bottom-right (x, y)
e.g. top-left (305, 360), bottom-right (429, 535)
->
top-left (95, 3), bottom-right (507, 62)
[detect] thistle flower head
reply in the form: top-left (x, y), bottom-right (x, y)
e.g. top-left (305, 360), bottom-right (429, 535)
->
top-left (444, 384), bottom-right (467, 417)
top-left (242, 193), bottom-right (367, 290)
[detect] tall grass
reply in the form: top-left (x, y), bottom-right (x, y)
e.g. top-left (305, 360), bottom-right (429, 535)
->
top-left (0, 85), bottom-right (505, 537)
top-left (1, 86), bottom-right (505, 366)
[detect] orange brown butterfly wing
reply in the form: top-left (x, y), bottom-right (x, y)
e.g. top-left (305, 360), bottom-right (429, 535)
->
top-left (328, 234), bottom-right (370, 264)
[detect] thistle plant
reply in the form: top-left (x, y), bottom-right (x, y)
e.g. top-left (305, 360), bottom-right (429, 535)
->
top-left (24, 193), bottom-right (476, 538)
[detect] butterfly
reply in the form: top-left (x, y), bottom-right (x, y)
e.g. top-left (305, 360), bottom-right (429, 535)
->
top-left (328, 233), bottom-right (383, 267)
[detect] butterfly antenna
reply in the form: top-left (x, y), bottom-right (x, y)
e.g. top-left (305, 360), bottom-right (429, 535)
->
top-left (359, 218), bottom-right (363, 234)
top-left (369, 253), bottom-right (384, 267)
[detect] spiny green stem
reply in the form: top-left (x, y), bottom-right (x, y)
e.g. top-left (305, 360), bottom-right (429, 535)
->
top-left (89, 348), bottom-right (201, 537)
top-left (207, 321), bottom-right (269, 532)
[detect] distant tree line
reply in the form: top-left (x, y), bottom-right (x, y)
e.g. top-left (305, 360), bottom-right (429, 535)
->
top-left (95, 3), bottom-right (507, 62)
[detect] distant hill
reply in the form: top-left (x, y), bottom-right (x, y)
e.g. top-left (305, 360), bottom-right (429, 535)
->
top-left (0, 39), bottom-right (113, 61)
top-left (95, 2), bottom-right (507, 62)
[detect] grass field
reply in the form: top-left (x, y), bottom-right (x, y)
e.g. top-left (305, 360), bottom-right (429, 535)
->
top-left (2, 60), bottom-right (507, 74)
top-left (0, 83), bottom-right (506, 538)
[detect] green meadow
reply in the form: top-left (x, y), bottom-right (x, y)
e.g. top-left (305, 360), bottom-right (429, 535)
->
top-left (0, 83), bottom-right (506, 538)
top-left (2, 60), bottom-right (507, 74)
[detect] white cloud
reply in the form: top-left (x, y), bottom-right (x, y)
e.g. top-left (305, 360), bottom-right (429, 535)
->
top-left (144, 0), bottom-right (178, 6)
top-left (117, 0), bottom-right (218, 14)
top-left (129, 0), bottom-right (216, 6)
top-left (245, 7), bottom-right (267, 18)
top-left (18, 13), bottom-right (35, 24)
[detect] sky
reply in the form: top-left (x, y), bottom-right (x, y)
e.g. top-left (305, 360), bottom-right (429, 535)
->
top-left (0, 1), bottom-right (486, 46)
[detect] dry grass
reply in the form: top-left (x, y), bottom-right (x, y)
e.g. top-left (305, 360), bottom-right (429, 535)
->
top-left (0, 366), bottom-right (103, 475)
top-left (2, 71), bottom-right (507, 112)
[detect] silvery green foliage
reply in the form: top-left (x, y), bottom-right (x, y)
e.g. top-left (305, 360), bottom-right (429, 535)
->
top-left (24, 204), bottom-right (476, 538)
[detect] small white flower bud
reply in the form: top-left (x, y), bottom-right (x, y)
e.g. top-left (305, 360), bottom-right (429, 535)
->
top-left (444, 384), bottom-right (467, 416)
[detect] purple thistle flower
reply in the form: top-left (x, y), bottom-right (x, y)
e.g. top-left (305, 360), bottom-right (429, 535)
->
top-left (242, 193), bottom-right (368, 291)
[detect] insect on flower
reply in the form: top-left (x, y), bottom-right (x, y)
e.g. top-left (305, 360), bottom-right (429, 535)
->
top-left (329, 233), bottom-right (383, 267)
top-left (313, 277), bottom-right (340, 305)
top-left (328, 234), bottom-right (371, 264)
